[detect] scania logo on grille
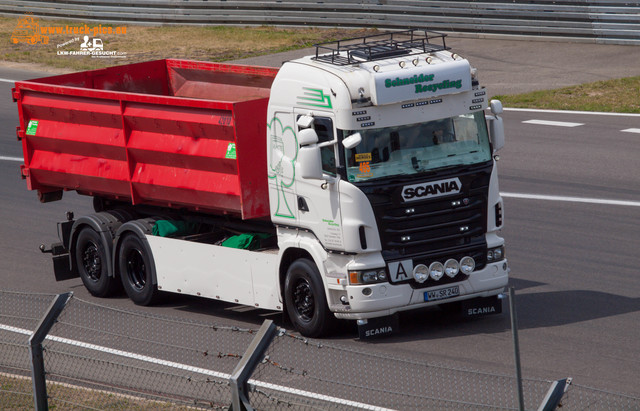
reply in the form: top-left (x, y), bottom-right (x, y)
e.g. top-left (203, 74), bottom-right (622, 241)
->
top-left (402, 177), bottom-right (462, 202)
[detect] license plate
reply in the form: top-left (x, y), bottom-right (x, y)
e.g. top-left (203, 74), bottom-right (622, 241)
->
top-left (424, 285), bottom-right (460, 302)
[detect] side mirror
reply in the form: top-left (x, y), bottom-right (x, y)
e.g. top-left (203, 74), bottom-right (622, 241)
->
top-left (298, 128), bottom-right (318, 146)
top-left (297, 115), bottom-right (314, 129)
top-left (488, 115), bottom-right (505, 152)
top-left (490, 99), bottom-right (503, 115)
top-left (488, 99), bottom-right (504, 152)
top-left (342, 132), bottom-right (362, 149)
top-left (298, 146), bottom-right (323, 180)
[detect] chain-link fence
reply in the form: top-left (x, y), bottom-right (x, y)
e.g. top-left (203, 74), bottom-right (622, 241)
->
top-left (2, 289), bottom-right (639, 410)
top-left (558, 384), bottom-right (640, 411)
top-left (248, 330), bottom-right (555, 410)
top-left (0, 290), bottom-right (56, 407)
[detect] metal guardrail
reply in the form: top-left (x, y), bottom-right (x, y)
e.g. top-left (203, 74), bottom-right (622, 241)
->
top-left (1, 1), bottom-right (639, 45)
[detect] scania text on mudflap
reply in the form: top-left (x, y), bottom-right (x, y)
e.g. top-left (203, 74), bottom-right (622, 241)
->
top-left (13, 30), bottom-right (508, 338)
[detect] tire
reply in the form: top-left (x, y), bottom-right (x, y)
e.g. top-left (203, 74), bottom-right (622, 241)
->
top-left (75, 227), bottom-right (119, 297)
top-left (118, 234), bottom-right (160, 305)
top-left (284, 258), bottom-right (334, 338)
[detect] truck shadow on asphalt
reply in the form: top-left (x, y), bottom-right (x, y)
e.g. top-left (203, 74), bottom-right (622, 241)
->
top-left (337, 277), bottom-right (640, 343)
top-left (144, 277), bottom-right (640, 342)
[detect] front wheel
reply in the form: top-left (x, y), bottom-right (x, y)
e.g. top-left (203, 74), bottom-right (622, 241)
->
top-left (118, 234), bottom-right (160, 305)
top-left (284, 258), bottom-right (334, 338)
top-left (75, 226), bottom-right (119, 297)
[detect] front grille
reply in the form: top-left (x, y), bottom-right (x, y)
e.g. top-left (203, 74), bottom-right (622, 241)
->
top-left (359, 163), bottom-right (492, 289)
top-left (382, 192), bottom-right (486, 253)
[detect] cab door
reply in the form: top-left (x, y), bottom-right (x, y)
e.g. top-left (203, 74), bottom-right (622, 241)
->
top-left (294, 113), bottom-right (345, 250)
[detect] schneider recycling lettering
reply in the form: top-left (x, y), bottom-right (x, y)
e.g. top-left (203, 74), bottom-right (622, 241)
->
top-left (384, 72), bottom-right (463, 95)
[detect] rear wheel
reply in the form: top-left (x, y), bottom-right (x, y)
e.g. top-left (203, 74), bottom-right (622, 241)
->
top-left (75, 227), bottom-right (119, 297)
top-left (284, 258), bottom-right (334, 338)
top-left (118, 234), bottom-right (160, 305)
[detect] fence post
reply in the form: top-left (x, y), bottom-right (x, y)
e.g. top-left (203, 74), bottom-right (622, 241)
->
top-left (509, 287), bottom-right (525, 411)
top-left (29, 292), bottom-right (73, 411)
top-left (229, 319), bottom-right (278, 411)
top-left (537, 378), bottom-right (571, 411)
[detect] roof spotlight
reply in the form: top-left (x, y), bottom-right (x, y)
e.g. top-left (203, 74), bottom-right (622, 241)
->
top-left (399, 61), bottom-right (406, 68)
top-left (412, 58), bottom-right (419, 66)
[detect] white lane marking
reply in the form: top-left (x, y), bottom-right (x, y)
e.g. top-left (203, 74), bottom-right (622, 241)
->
top-left (0, 156), bottom-right (23, 162)
top-left (505, 107), bottom-right (640, 118)
top-left (0, 78), bottom-right (17, 84)
top-left (621, 128), bottom-right (640, 134)
top-left (522, 119), bottom-right (584, 127)
top-left (0, 323), bottom-right (394, 411)
top-left (501, 192), bottom-right (640, 207)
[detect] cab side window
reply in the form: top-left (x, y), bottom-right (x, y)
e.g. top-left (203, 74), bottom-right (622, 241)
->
top-left (297, 116), bottom-right (337, 176)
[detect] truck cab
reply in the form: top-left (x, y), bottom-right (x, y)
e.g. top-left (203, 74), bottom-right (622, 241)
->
top-left (267, 30), bottom-right (508, 336)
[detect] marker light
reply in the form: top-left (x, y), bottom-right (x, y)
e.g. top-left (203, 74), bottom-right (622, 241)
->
top-left (429, 262), bottom-right (444, 281)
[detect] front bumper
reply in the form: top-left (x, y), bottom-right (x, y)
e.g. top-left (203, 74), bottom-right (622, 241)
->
top-left (333, 259), bottom-right (509, 320)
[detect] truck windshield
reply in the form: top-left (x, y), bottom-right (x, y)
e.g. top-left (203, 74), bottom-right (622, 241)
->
top-left (342, 112), bottom-right (492, 183)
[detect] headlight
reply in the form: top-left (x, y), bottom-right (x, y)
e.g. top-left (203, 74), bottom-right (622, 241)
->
top-left (460, 256), bottom-right (475, 274)
top-left (349, 269), bottom-right (388, 285)
top-left (429, 262), bottom-right (444, 281)
top-left (444, 259), bottom-right (459, 278)
top-left (413, 264), bottom-right (429, 283)
top-left (487, 246), bottom-right (506, 263)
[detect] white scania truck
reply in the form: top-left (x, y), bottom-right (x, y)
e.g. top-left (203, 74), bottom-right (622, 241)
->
top-left (14, 30), bottom-right (508, 337)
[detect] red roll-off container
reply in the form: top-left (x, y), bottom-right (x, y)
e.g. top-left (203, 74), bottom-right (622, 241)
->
top-left (13, 59), bottom-right (278, 220)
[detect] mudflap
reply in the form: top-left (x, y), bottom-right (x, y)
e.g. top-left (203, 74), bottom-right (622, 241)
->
top-left (48, 218), bottom-right (78, 281)
top-left (357, 314), bottom-right (399, 339)
top-left (461, 295), bottom-right (503, 318)
top-left (53, 252), bottom-right (78, 281)
top-left (43, 241), bottom-right (78, 282)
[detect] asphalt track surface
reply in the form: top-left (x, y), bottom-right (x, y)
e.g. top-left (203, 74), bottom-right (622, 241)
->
top-left (1, 37), bottom-right (639, 398)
